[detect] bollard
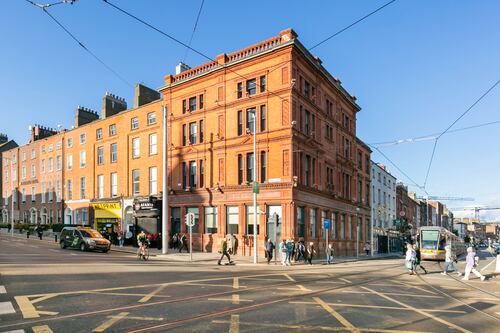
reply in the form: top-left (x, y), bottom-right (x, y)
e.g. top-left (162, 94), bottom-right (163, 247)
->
top-left (55, 234), bottom-right (58, 243)
top-left (27, 230), bottom-right (30, 239)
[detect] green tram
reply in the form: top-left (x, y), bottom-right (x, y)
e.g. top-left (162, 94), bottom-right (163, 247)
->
top-left (418, 226), bottom-right (465, 261)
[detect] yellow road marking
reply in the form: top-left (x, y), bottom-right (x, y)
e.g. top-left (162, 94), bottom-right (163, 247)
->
top-left (31, 295), bottom-right (57, 304)
top-left (233, 277), bottom-right (239, 289)
top-left (277, 284), bottom-right (311, 292)
top-left (313, 297), bottom-right (360, 333)
top-left (32, 325), bottom-right (53, 333)
top-left (108, 315), bottom-right (164, 321)
top-left (14, 296), bottom-right (39, 319)
top-left (37, 311), bottom-right (59, 316)
top-left (212, 319), bottom-right (433, 332)
top-left (393, 281), bottom-right (438, 295)
top-left (138, 285), bottom-right (168, 303)
top-left (207, 295), bottom-right (253, 304)
top-left (340, 290), bottom-right (442, 298)
top-left (93, 311), bottom-right (129, 332)
top-left (361, 287), bottom-right (473, 333)
top-left (87, 291), bottom-right (171, 298)
top-left (229, 314), bottom-right (239, 333)
top-left (288, 301), bottom-right (466, 313)
top-left (283, 273), bottom-right (296, 282)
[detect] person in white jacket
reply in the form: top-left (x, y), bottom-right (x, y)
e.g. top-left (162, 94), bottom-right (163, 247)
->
top-left (441, 245), bottom-right (461, 276)
top-left (462, 246), bottom-right (486, 281)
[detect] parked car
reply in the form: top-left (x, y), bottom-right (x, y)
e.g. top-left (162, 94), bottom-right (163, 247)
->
top-left (60, 227), bottom-right (111, 253)
top-left (496, 245), bottom-right (500, 255)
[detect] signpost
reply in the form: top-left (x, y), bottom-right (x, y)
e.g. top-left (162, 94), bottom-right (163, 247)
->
top-left (185, 212), bottom-right (195, 261)
top-left (323, 218), bottom-right (331, 263)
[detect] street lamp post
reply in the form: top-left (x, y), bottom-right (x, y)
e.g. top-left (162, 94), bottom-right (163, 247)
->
top-left (356, 207), bottom-right (360, 258)
top-left (251, 111), bottom-right (257, 264)
top-left (162, 104), bottom-right (169, 255)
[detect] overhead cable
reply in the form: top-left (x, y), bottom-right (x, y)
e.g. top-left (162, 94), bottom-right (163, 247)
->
top-left (25, 0), bottom-right (133, 88)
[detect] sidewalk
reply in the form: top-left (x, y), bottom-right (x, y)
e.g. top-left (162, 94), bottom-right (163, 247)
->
top-left (112, 243), bottom-right (401, 265)
top-left (0, 229), bottom-right (401, 265)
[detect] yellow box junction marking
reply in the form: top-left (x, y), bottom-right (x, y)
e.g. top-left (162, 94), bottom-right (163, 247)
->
top-left (32, 325), bottom-right (53, 333)
top-left (313, 296), bottom-right (360, 333)
top-left (361, 287), bottom-right (473, 333)
top-left (229, 314), bottom-right (239, 333)
top-left (93, 311), bottom-right (129, 332)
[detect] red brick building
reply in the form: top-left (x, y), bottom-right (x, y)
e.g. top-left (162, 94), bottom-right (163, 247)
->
top-left (2, 29), bottom-right (371, 256)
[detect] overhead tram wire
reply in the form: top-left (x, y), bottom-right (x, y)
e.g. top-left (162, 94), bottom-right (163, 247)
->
top-left (422, 78), bottom-right (500, 188)
top-left (368, 144), bottom-right (428, 195)
top-left (370, 119), bottom-right (500, 147)
top-left (101, 0), bottom-right (396, 102)
top-left (25, 0), bottom-right (133, 88)
top-left (182, 0), bottom-right (205, 63)
top-left (309, 0), bottom-right (397, 50)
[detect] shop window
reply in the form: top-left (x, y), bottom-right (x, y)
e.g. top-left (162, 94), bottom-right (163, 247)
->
top-left (204, 207), bottom-right (217, 234)
top-left (310, 208), bottom-right (316, 238)
top-left (246, 205), bottom-right (260, 235)
top-left (297, 207), bottom-right (305, 237)
top-left (226, 206), bottom-right (239, 235)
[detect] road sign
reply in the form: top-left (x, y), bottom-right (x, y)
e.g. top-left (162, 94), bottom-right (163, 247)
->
top-left (252, 182), bottom-right (260, 194)
top-left (399, 211), bottom-right (406, 217)
top-left (323, 219), bottom-right (331, 230)
top-left (185, 212), bottom-right (195, 227)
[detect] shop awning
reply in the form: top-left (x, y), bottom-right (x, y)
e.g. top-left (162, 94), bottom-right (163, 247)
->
top-left (91, 202), bottom-right (121, 219)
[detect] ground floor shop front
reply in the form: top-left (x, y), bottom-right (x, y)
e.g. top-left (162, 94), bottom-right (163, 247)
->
top-left (166, 184), bottom-right (371, 256)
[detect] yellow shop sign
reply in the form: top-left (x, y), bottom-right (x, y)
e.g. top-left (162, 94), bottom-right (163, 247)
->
top-left (92, 202), bottom-right (121, 218)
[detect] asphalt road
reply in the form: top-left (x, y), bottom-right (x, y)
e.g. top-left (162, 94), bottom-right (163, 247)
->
top-left (0, 234), bottom-right (499, 333)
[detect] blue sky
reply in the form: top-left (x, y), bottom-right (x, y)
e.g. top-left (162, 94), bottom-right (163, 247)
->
top-left (2, 0), bottom-right (499, 220)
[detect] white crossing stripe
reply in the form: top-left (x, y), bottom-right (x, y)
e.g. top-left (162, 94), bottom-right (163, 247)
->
top-left (0, 301), bottom-right (16, 315)
top-left (0, 330), bottom-right (25, 333)
top-left (0, 286), bottom-right (6, 294)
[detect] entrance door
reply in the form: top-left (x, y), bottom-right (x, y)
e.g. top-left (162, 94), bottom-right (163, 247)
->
top-left (378, 235), bottom-right (388, 253)
top-left (266, 205), bottom-right (282, 244)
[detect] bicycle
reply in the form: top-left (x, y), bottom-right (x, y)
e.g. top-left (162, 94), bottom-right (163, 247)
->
top-left (137, 241), bottom-right (150, 261)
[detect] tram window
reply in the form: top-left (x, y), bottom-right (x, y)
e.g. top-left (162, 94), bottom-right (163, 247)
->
top-left (421, 230), bottom-right (439, 249)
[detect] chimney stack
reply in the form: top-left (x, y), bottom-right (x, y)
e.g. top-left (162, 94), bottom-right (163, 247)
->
top-left (102, 92), bottom-right (127, 119)
top-left (134, 84), bottom-right (161, 108)
top-left (175, 62), bottom-right (191, 75)
top-left (30, 125), bottom-right (57, 142)
top-left (75, 105), bottom-right (99, 127)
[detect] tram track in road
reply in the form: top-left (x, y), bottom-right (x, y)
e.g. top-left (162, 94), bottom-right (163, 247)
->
top-left (0, 262), bottom-right (404, 331)
top-left (125, 268), bottom-right (408, 333)
top-left (417, 262), bottom-right (500, 323)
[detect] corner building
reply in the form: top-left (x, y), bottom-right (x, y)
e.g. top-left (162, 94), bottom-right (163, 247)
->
top-left (160, 29), bottom-right (371, 256)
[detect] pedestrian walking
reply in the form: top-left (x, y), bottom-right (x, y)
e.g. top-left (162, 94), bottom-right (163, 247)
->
top-left (414, 246), bottom-right (427, 274)
top-left (264, 237), bottom-right (274, 264)
top-left (364, 242), bottom-right (370, 256)
top-left (36, 225), bottom-right (43, 240)
top-left (405, 243), bottom-right (416, 275)
top-left (462, 246), bottom-right (486, 281)
top-left (441, 245), bottom-right (460, 276)
top-left (218, 237), bottom-right (233, 265)
top-left (279, 239), bottom-right (287, 266)
top-left (118, 231), bottom-right (124, 247)
top-left (290, 239), bottom-right (296, 263)
top-left (306, 242), bottom-right (316, 265)
top-left (178, 234), bottom-right (188, 253)
top-left (285, 239), bottom-right (293, 266)
top-left (326, 243), bottom-right (334, 264)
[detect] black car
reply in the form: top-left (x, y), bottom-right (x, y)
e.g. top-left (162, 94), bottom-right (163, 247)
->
top-left (60, 227), bottom-right (111, 253)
